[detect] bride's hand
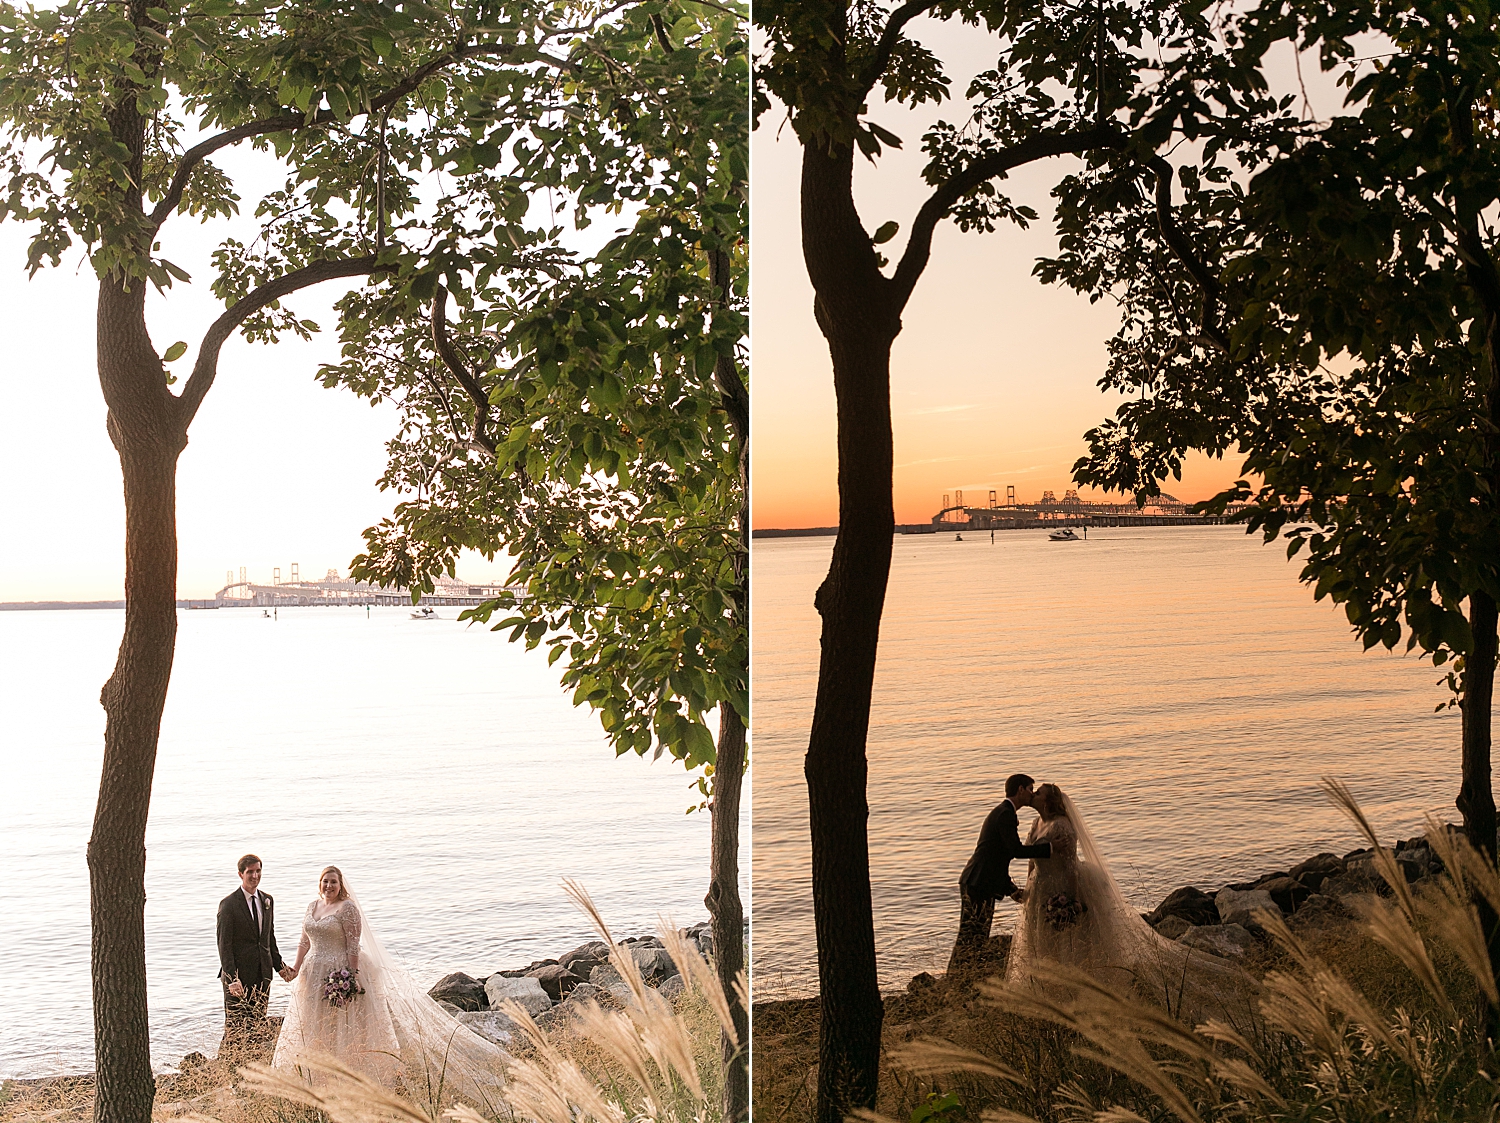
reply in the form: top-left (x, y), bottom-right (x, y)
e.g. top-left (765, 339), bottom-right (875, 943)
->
top-left (280, 965), bottom-right (298, 981)
top-left (1011, 889), bottom-right (1027, 904)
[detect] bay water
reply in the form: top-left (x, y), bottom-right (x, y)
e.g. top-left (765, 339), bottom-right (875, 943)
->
top-left (752, 526), bottom-right (1459, 997)
top-left (0, 605), bottom-right (737, 1077)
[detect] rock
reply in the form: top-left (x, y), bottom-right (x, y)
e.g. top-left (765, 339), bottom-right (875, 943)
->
top-left (1319, 870), bottom-right (1380, 900)
top-left (1257, 875), bottom-right (1312, 913)
top-left (589, 962), bottom-right (634, 1002)
top-left (1215, 887), bottom-right (1277, 928)
top-left (437, 999), bottom-right (463, 1015)
top-left (1396, 848), bottom-right (1431, 881)
top-left (178, 1052), bottom-right (208, 1073)
top-left (1290, 892), bottom-right (1351, 927)
top-left (1289, 853), bottom-right (1345, 890)
top-left (526, 962), bottom-right (583, 1001)
top-left (1180, 923), bottom-right (1254, 958)
top-left (428, 971), bottom-right (488, 1012)
top-left (484, 974), bottom-right (553, 1015)
top-left (908, 972), bottom-right (939, 995)
top-left (458, 1009), bottom-right (519, 1045)
top-left (657, 974), bottom-right (685, 1000)
top-left (1154, 915), bottom-right (1196, 940)
top-left (1145, 886), bottom-right (1220, 928)
top-left (561, 940), bottom-right (610, 972)
top-left (565, 982), bottom-right (603, 1006)
top-left (1249, 871), bottom-right (1291, 889)
top-left (629, 944), bottom-right (677, 983)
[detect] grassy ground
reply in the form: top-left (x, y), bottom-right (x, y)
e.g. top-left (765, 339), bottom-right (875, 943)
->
top-left (751, 905), bottom-right (1493, 1123)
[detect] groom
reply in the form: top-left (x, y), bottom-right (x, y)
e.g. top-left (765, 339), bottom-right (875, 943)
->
top-left (947, 773), bottom-right (1053, 974)
top-left (216, 853), bottom-right (294, 1057)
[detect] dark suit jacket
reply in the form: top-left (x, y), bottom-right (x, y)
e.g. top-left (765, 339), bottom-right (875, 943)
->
top-left (216, 888), bottom-right (284, 987)
top-left (959, 799), bottom-right (1053, 900)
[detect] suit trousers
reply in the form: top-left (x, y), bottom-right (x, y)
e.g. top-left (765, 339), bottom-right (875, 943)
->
top-left (220, 976), bottom-right (272, 1060)
top-left (947, 885), bottom-right (997, 974)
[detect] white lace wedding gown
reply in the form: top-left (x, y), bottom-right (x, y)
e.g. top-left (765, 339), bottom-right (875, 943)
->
top-left (272, 887), bottom-right (508, 1109)
top-left (1006, 793), bottom-right (1256, 1025)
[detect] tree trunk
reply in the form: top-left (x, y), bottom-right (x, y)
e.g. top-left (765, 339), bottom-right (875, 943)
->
top-left (90, 277), bottom-right (185, 1123)
top-left (707, 703), bottom-right (748, 1122)
top-left (801, 138), bottom-right (903, 1123)
top-left (1460, 559), bottom-right (1500, 1045)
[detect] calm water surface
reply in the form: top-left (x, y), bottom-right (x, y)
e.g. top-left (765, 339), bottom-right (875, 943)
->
top-left (0, 606), bottom-right (740, 1077)
top-left (752, 526), bottom-right (1457, 997)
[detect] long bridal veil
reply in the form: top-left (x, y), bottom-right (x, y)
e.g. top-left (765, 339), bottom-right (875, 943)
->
top-left (276, 879), bottom-right (508, 1111)
top-left (1007, 792), bottom-right (1258, 1026)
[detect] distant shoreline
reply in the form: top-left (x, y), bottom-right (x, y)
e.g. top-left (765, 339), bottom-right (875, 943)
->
top-left (0, 601), bottom-right (229, 611)
top-left (0, 601), bottom-right (126, 611)
top-left (751, 527), bottom-right (839, 539)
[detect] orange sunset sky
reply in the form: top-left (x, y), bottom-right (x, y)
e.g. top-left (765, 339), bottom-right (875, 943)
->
top-left (750, 18), bottom-right (1251, 530)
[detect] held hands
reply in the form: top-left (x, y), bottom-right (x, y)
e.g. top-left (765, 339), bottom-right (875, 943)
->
top-left (1010, 888), bottom-right (1028, 904)
top-left (279, 965), bottom-right (298, 982)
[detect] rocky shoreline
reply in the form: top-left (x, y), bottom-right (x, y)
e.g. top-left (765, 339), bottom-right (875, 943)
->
top-left (1128, 831), bottom-right (1447, 959)
top-left (424, 920), bottom-right (719, 1044)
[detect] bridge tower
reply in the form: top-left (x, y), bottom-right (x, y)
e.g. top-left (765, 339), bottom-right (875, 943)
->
top-left (226, 570), bottom-right (233, 587)
top-left (273, 567), bottom-right (281, 585)
top-left (943, 493), bottom-right (950, 511)
top-left (955, 489), bottom-right (964, 509)
top-left (239, 566), bottom-right (246, 585)
top-left (988, 489), bottom-right (997, 508)
top-left (1006, 485), bottom-right (1016, 507)
top-left (291, 563), bottom-right (300, 584)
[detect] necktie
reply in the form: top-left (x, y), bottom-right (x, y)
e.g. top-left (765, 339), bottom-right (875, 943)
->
top-left (251, 893), bottom-right (261, 932)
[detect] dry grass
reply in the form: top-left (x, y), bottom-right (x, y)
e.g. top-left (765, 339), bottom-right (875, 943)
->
top-left (754, 781), bottom-right (1500, 1123)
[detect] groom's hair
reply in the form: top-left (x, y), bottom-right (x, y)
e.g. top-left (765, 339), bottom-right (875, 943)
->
top-left (1005, 774), bottom-right (1035, 798)
top-left (237, 853), bottom-right (262, 874)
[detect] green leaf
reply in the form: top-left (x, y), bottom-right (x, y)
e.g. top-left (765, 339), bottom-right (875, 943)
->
top-left (871, 220), bottom-right (899, 245)
top-left (162, 341), bottom-right (188, 363)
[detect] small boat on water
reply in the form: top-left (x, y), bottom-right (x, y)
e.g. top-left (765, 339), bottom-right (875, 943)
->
top-left (410, 607), bottom-right (439, 620)
top-left (1048, 527), bottom-right (1082, 542)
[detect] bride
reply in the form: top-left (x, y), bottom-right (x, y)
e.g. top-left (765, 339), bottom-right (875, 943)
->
top-left (273, 866), bottom-right (508, 1107)
top-left (1007, 785), bottom-right (1256, 1024)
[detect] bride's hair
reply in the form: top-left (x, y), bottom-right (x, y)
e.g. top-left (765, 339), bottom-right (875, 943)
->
top-left (1035, 783), bottom-right (1067, 820)
top-left (318, 865), bottom-right (349, 901)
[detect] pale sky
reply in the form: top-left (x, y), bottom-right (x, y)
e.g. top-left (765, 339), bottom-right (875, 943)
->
top-left (0, 146), bottom-right (514, 602)
top-left (750, 17), bottom-right (1293, 529)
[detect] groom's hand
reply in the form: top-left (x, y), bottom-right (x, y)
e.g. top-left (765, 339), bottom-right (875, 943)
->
top-left (227, 977), bottom-right (245, 998)
top-left (279, 965), bottom-right (297, 981)
top-left (1010, 889), bottom-right (1027, 904)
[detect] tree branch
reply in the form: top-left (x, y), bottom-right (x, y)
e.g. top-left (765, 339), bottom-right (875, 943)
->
top-left (1145, 155), bottom-right (1228, 352)
top-left (177, 255), bottom-right (381, 427)
top-left (149, 40), bottom-right (548, 231)
top-left (857, 0), bottom-right (943, 100)
top-left (891, 124), bottom-right (1122, 306)
top-left (432, 283), bottom-right (497, 455)
top-left (707, 248), bottom-right (747, 444)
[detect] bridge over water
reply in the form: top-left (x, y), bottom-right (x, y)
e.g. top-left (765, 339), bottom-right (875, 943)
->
top-left (902, 492), bottom-right (1245, 534)
top-left (181, 579), bottom-right (521, 610)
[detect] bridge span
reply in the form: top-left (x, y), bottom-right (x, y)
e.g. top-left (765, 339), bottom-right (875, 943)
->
top-left (903, 494), bottom-right (1245, 534)
top-left (181, 578), bottom-right (521, 610)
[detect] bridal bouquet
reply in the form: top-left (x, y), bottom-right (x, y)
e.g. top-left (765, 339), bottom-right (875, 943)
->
top-left (1043, 893), bottom-right (1087, 930)
top-left (323, 967), bottom-right (364, 1007)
